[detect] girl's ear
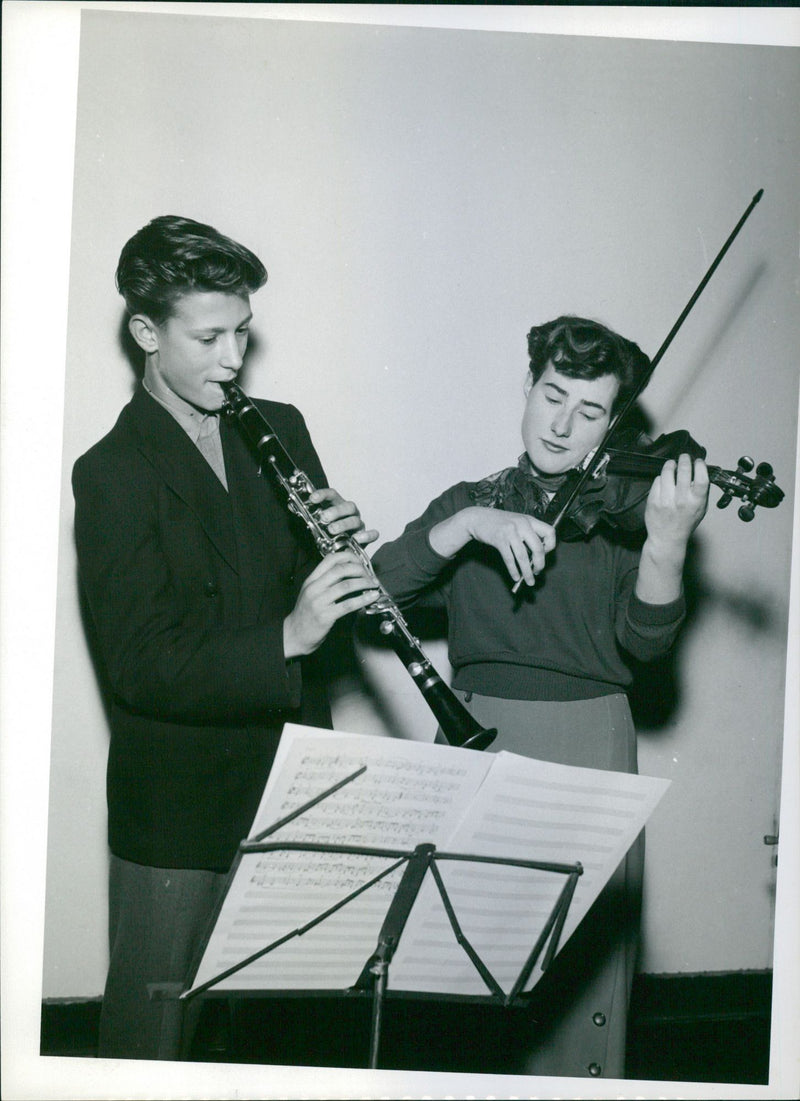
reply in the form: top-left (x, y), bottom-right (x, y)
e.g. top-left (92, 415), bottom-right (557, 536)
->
top-left (128, 314), bottom-right (159, 354)
top-left (523, 370), bottom-right (534, 397)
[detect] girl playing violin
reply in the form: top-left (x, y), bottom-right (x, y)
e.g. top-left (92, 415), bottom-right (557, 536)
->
top-left (371, 315), bottom-right (709, 1080)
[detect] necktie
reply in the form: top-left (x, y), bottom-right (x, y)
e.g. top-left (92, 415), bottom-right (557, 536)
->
top-left (196, 414), bottom-right (228, 490)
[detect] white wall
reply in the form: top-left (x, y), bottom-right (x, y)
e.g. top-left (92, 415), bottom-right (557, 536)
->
top-left (35, 8), bottom-right (799, 1009)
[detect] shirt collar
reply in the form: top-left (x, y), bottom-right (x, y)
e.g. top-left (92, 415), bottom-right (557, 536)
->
top-left (141, 377), bottom-right (218, 443)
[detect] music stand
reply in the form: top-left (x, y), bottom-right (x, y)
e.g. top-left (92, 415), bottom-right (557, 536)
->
top-left (178, 767), bottom-right (583, 1069)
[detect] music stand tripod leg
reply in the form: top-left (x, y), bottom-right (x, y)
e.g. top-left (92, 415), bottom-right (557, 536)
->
top-left (355, 843), bottom-right (436, 1069)
top-left (368, 958), bottom-right (389, 1069)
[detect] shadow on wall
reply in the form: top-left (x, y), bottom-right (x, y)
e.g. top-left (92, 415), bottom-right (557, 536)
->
top-left (323, 615), bottom-right (418, 738)
top-left (629, 536), bottom-right (784, 733)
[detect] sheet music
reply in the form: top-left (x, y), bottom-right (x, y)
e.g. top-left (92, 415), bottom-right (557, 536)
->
top-left (186, 726), bottom-right (492, 994)
top-left (388, 750), bottom-right (669, 997)
top-left (186, 726), bottom-right (669, 1000)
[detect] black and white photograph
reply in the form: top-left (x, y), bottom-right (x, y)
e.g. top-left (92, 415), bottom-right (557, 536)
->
top-left (2, 4), bottom-right (799, 1099)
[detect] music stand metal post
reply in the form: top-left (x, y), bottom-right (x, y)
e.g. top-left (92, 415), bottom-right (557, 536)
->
top-left (178, 767), bottom-right (584, 1070)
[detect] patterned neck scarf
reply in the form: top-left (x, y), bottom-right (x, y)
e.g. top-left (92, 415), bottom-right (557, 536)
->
top-left (468, 453), bottom-right (567, 518)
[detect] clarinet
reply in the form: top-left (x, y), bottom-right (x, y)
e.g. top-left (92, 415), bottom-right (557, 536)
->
top-left (222, 380), bottom-right (496, 752)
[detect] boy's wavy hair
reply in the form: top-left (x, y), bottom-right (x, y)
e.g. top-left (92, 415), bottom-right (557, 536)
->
top-left (116, 215), bottom-right (268, 324)
top-left (526, 316), bottom-right (650, 414)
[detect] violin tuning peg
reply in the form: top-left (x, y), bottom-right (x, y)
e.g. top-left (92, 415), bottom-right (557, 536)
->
top-left (756, 462), bottom-right (774, 479)
top-left (738, 504), bottom-right (755, 522)
top-left (717, 492), bottom-right (733, 510)
top-left (737, 456), bottom-right (754, 473)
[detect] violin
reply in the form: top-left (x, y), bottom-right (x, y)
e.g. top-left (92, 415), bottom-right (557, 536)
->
top-left (549, 427), bottom-right (785, 539)
top-left (506, 189), bottom-right (785, 593)
top-left (546, 189), bottom-right (785, 539)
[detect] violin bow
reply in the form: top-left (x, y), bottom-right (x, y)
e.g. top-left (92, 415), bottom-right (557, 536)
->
top-left (547, 188), bottom-right (764, 531)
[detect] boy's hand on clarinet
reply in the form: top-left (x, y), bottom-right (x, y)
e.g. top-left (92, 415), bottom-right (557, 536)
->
top-left (307, 487), bottom-right (379, 547)
top-left (283, 549), bottom-right (381, 658)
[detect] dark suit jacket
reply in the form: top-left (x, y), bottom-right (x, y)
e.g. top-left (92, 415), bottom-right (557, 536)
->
top-left (73, 386), bottom-right (331, 871)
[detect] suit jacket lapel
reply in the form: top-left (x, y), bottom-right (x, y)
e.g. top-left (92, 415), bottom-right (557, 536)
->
top-left (126, 388), bottom-right (239, 573)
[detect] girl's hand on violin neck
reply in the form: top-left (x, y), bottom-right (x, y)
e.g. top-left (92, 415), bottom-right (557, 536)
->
top-left (430, 506), bottom-right (556, 588)
top-left (644, 453), bottom-right (710, 550)
top-left (636, 454), bottom-right (709, 606)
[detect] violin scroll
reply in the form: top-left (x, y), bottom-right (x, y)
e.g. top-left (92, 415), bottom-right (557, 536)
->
top-left (714, 456), bottom-right (783, 521)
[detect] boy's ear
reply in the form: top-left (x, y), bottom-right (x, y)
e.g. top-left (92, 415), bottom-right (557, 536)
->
top-left (128, 314), bottom-right (159, 354)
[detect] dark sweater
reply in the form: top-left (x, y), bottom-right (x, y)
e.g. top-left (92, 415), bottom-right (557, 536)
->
top-left (371, 481), bottom-right (685, 701)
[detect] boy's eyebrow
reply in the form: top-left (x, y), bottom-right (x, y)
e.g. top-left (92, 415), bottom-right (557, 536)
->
top-left (191, 314), bottom-right (253, 334)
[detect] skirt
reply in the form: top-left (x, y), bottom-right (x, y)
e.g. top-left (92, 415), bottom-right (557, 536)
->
top-left (435, 689), bottom-right (644, 1081)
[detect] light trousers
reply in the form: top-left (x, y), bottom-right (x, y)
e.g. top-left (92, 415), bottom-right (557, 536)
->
top-left (98, 855), bottom-right (228, 1061)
